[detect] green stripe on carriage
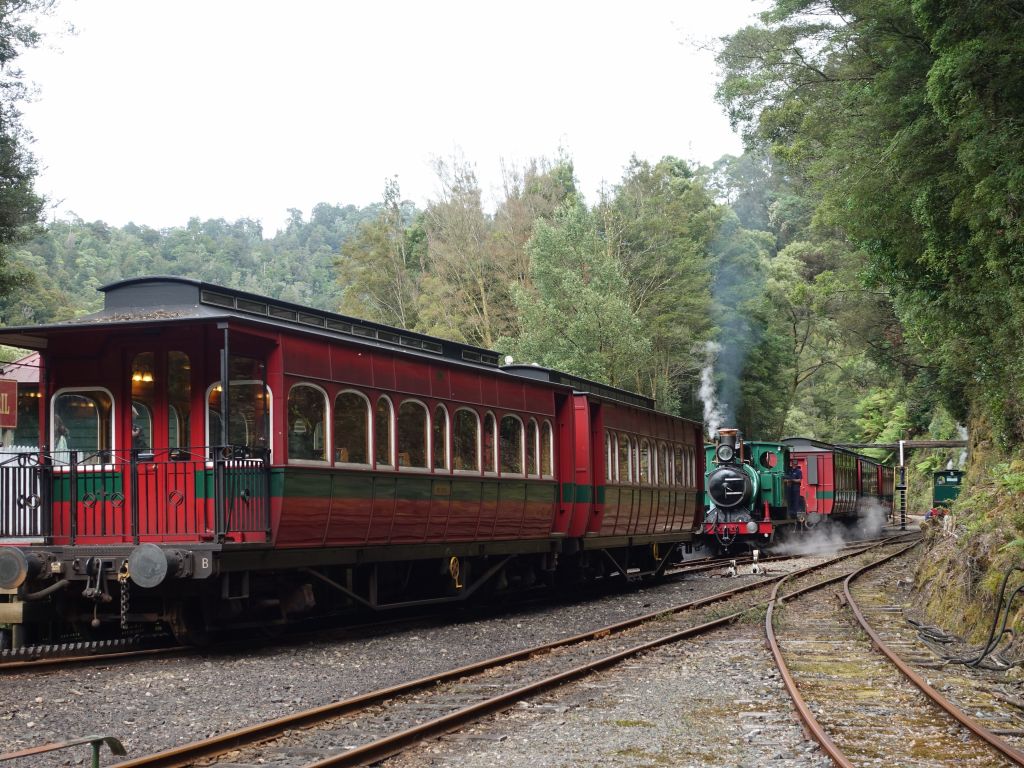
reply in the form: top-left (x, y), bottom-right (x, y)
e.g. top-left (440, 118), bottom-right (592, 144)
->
top-left (815, 490), bottom-right (835, 499)
top-left (562, 482), bottom-right (575, 503)
top-left (575, 484), bottom-right (593, 503)
top-left (595, 485), bottom-right (605, 504)
top-left (52, 472), bottom-right (123, 501)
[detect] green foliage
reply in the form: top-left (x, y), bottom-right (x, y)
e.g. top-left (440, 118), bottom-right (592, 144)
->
top-left (716, 0), bottom-right (1024, 446)
top-left (502, 201), bottom-right (653, 390)
top-left (0, 0), bottom-right (50, 303)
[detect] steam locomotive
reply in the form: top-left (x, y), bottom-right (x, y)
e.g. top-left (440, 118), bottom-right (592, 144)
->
top-left (702, 429), bottom-right (894, 552)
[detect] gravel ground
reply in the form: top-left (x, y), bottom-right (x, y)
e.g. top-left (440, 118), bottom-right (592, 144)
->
top-left (0, 551), bottom-right (843, 767)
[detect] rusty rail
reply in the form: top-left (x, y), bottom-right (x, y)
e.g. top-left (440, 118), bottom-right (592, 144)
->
top-left (116, 534), bottom-right (916, 768)
top-left (844, 564), bottom-right (1024, 766)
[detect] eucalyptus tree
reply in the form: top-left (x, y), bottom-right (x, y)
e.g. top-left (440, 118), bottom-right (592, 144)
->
top-left (502, 200), bottom-right (653, 393)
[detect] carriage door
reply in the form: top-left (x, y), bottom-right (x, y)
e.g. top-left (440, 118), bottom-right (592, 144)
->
top-left (130, 350), bottom-right (195, 540)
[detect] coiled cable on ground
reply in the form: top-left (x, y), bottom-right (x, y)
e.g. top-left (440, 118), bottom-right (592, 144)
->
top-left (908, 564), bottom-right (1024, 670)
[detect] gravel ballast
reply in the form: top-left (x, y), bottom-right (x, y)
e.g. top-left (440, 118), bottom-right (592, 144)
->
top-left (0, 552), bottom-right (866, 766)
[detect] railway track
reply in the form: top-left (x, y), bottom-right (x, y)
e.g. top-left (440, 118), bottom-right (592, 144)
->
top-left (768, 541), bottom-right (1024, 767)
top-left (105, 534), bottom-right (916, 767)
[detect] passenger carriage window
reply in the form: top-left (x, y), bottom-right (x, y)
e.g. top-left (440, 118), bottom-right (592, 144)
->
top-left (397, 400), bottom-right (428, 469)
top-left (527, 419), bottom-right (539, 476)
top-left (375, 396), bottom-right (394, 468)
top-left (673, 446), bottom-right (683, 486)
top-left (499, 415), bottom-right (524, 475)
top-left (542, 420), bottom-right (554, 478)
top-left (130, 352), bottom-right (155, 450)
top-left (334, 391), bottom-right (370, 464)
top-left (605, 430), bottom-right (615, 482)
top-left (52, 389), bottom-right (114, 464)
top-left (132, 399), bottom-right (153, 452)
top-left (453, 408), bottom-right (480, 471)
top-left (287, 384), bottom-right (328, 462)
top-left (168, 351), bottom-right (191, 449)
top-left (207, 356), bottom-right (270, 454)
top-left (483, 412), bottom-right (497, 473)
top-left (618, 434), bottom-right (631, 483)
top-left (433, 405), bottom-right (449, 470)
top-left (639, 440), bottom-right (651, 485)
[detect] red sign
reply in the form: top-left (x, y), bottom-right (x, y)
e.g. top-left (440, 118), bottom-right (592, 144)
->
top-left (0, 379), bottom-right (16, 429)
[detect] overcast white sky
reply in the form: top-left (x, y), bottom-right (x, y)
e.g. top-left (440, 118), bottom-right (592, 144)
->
top-left (19, 1), bottom-right (765, 236)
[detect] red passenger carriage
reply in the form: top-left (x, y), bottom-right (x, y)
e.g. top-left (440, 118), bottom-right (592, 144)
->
top-left (0, 277), bottom-right (703, 649)
top-left (782, 437), bottom-right (894, 526)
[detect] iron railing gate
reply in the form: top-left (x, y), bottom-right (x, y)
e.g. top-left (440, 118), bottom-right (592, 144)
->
top-left (0, 447), bottom-right (271, 544)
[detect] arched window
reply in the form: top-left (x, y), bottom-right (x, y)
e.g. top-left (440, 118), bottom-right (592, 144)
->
top-left (618, 434), bottom-right (631, 483)
top-left (375, 396), bottom-right (394, 468)
top-left (674, 445), bottom-right (684, 486)
top-left (483, 412), bottom-right (497, 473)
top-left (527, 419), bottom-right (539, 476)
top-left (288, 384), bottom-right (328, 462)
top-left (453, 408), bottom-right (479, 472)
top-left (130, 352), bottom-right (155, 450)
top-left (433, 405), bottom-right (449, 470)
top-left (397, 400), bottom-right (428, 469)
top-left (599, 430), bottom-right (611, 481)
top-left (168, 351), bottom-right (191, 449)
top-left (639, 440), bottom-right (651, 485)
top-left (499, 415), bottom-right (524, 474)
top-left (335, 391), bottom-right (370, 465)
top-left (542, 420), bottom-right (554, 478)
top-left (660, 443), bottom-right (670, 486)
top-left (52, 388), bottom-right (114, 464)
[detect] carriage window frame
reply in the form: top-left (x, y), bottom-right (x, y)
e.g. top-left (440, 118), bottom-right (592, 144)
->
top-left (286, 382), bottom-right (330, 465)
top-left (205, 380), bottom-right (273, 455)
top-left (453, 407), bottom-right (480, 474)
top-left (618, 433), bottom-right (631, 484)
top-left (499, 414), bottom-right (525, 476)
top-left (527, 418), bottom-right (539, 477)
top-left (375, 395), bottom-right (395, 469)
top-left (639, 439), bottom-right (651, 485)
top-left (51, 387), bottom-right (115, 465)
top-left (397, 398), bottom-right (430, 471)
top-left (334, 389), bottom-right (371, 467)
top-left (605, 429), bottom-right (615, 482)
top-left (541, 420), bottom-right (555, 478)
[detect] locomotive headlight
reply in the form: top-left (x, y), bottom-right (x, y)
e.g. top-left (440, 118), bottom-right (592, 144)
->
top-left (745, 521), bottom-right (758, 534)
top-left (716, 444), bottom-right (735, 463)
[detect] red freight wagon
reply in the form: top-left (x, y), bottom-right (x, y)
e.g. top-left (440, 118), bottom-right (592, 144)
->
top-left (0, 277), bottom-right (701, 649)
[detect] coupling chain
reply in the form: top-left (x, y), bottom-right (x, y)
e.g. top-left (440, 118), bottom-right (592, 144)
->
top-left (118, 562), bottom-right (131, 631)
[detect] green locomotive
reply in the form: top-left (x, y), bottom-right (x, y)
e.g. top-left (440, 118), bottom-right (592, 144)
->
top-left (702, 428), bottom-right (792, 552)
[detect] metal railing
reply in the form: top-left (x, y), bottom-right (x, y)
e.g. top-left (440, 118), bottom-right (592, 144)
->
top-left (0, 446), bottom-right (271, 544)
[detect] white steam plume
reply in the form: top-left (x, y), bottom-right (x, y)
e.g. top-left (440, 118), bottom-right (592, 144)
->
top-left (700, 341), bottom-right (723, 438)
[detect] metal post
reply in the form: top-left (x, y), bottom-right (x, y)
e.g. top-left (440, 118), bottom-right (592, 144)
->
top-left (219, 323), bottom-right (230, 449)
top-left (897, 439), bottom-right (907, 531)
top-left (130, 449), bottom-right (140, 544)
top-left (69, 451), bottom-right (79, 544)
